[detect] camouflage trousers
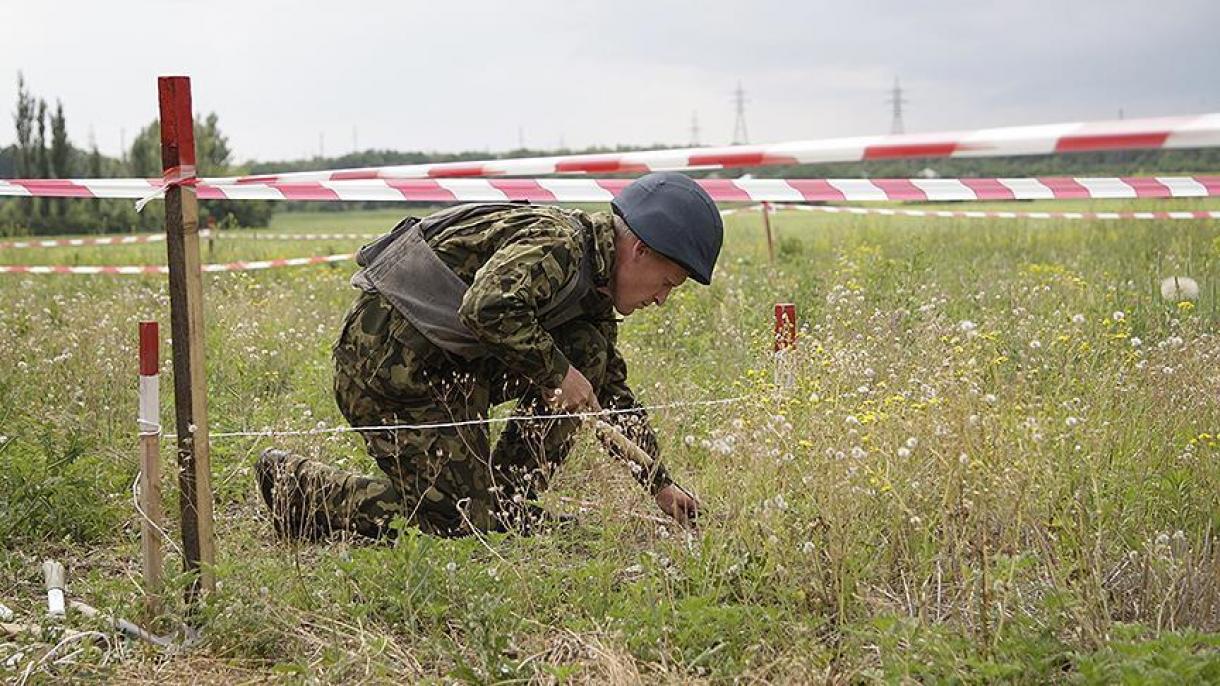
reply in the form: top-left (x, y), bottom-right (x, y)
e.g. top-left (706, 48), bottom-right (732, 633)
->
top-left (278, 291), bottom-right (610, 538)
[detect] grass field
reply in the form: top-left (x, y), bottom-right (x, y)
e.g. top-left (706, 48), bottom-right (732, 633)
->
top-left (2, 200), bottom-right (1220, 683)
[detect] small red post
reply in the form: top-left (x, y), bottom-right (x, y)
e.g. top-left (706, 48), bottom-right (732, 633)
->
top-left (137, 322), bottom-right (163, 610)
top-left (774, 303), bottom-right (798, 351)
top-left (773, 303), bottom-right (797, 390)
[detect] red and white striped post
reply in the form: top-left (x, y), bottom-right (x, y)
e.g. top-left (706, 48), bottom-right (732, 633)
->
top-left (774, 303), bottom-right (798, 390)
top-left (137, 321), bottom-right (164, 608)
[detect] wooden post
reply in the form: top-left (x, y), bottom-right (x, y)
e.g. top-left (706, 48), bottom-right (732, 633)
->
top-left (761, 202), bottom-right (776, 263)
top-left (137, 321), bottom-right (163, 609)
top-left (774, 303), bottom-right (797, 390)
top-left (159, 76), bottom-right (216, 602)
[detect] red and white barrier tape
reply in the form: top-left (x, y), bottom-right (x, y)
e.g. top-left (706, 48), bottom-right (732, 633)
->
top-left (767, 204), bottom-right (1220, 221)
top-left (207, 113), bottom-right (1220, 182)
top-left (135, 164), bottom-right (198, 212)
top-left (0, 230), bottom-right (387, 250)
top-left (220, 231), bottom-right (381, 241)
top-left (2, 176), bottom-right (1218, 204)
top-left (0, 252), bottom-right (352, 275)
top-left (0, 233), bottom-right (172, 249)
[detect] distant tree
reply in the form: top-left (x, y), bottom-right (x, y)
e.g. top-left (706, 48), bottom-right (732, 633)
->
top-left (195, 112), bottom-right (231, 175)
top-left (12, 73), bottom-right (37, 223)
top-left (49, 100), bottom-right (71, 219)
top-left (128, 113), bottom-right (273, 229)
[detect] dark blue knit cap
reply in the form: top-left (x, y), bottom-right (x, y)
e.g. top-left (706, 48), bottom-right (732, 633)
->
top-left (610, 172), bottom-right (723, 285)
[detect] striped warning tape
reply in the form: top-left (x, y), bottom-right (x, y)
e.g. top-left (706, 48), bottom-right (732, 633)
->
top-left (0, 253), bottom-right (352, 275)
top-left (766, 204), bottom-right (1220, 221)
top-left (0, 230), bottom-right (388, 250)
top-left (206, 112), bottom-right (1220, 182)
top-left (1, 175), bottom-right (1217, 204)
top-left (0, 210), bottom-right (746, 251)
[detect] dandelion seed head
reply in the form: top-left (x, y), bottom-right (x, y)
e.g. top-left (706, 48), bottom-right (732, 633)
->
top-left (1160, 276), bottom-right (1199, 302)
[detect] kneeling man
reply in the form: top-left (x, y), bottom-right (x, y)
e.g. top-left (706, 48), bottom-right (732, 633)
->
top-left (256, 172), bottom-right (722, 539)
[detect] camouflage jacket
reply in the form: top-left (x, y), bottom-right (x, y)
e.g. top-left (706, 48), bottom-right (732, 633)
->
top-left (424, 205), bottom-right (672, 493)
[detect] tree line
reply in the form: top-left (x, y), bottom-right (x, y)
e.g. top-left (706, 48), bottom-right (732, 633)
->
top-left (0, 73), bottom-right (271, 237)
top-left (2, 72), bottom-right (1217, 237)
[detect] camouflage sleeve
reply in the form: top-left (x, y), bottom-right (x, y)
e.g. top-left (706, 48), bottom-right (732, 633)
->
top-left (596, 319), bottom-right (675, 496)
top-left (457, 221), bottom-right (577, 389)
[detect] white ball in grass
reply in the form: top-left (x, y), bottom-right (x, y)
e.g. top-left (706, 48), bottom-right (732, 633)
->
top-left (1160, 276), bottom-right (1199, 302)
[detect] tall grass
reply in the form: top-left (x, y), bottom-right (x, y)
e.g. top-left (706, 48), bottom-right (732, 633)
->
top-left (1, 202), bottom-right (1218, 682)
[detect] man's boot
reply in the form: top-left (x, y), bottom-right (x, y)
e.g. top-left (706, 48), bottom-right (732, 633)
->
top-left (254, 448), bottom-right (341, 540)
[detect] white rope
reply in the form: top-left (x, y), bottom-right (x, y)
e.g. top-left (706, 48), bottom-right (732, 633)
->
top-left (163, 396), bottom-right (746, 440)
top-left (131, 471), bottom-right (184, 559)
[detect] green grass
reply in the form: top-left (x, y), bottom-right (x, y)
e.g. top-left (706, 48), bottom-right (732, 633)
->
top-left (1, 202), bottom-right (1219, 683)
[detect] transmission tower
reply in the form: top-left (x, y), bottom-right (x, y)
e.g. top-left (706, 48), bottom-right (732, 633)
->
top-left (690, 111), bottom-right (701, 146)
top-left (731, 82), bottom-right (749, 144)
top-left (888, 76), bottom-right (907, 135)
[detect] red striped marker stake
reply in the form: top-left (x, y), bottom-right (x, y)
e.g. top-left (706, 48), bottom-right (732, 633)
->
top-left (774, 303), bottom-right (798, 390)
top-left (138, 321), bottom-right (164, 608)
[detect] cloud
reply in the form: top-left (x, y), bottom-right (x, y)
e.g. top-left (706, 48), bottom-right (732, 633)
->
top-left (0, 0), bottom-right (1215, 161)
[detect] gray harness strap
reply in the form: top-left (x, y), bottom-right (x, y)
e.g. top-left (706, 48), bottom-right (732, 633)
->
top-left (351, 204), bottom-right (597, 360)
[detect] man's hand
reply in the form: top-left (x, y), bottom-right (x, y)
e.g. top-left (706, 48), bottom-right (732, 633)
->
top-left (655, 484), bottom-right (699, 526)
top-left (549, 365), bottom-right (601, 412)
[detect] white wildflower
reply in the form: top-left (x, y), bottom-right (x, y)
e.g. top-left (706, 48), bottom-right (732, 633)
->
top-left (983, 393), bottom-right (997, 404)
top-left (1130, 337), bottom-right (1142, 348)
top-left (1071, 313), bottom-right (1086, 324)
top-left (1112, 311), bottom-right (1125, 322)
top-left (897, 447), bottom-right (911, 459)
top-left (851, 446), bottom-right (868, 459)
top-left (905, 437), bottom-right (918, 449)
top-left (1160, 276), bottom-right (1199, 302)
top-left (1028, 340), bottom-right (1042, 350)
top-left (683, 435), bottom-right (696, 447)
top-left (958, 320), bottom-right (977, 333)
top-left (1066, 416), bottom-right (1079, 427)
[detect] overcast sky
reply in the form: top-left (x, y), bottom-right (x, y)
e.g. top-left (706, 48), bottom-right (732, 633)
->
top-left (1, 1), bottom-right (1216, 163)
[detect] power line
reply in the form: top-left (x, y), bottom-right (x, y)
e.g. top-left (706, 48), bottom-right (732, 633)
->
top-left (731, 82), bottom-right (749, 145)
top-left (888, 76), bottom-right (907, 135)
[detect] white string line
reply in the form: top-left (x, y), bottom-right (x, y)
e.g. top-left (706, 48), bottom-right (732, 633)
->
top-left (162, 396), bottom-right (747, 440)
top-left (130, 471), bottom-right (185, 559)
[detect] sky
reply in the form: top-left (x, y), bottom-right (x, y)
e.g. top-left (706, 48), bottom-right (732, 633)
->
top-left (1, 0), bottom-right (1216, 164)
